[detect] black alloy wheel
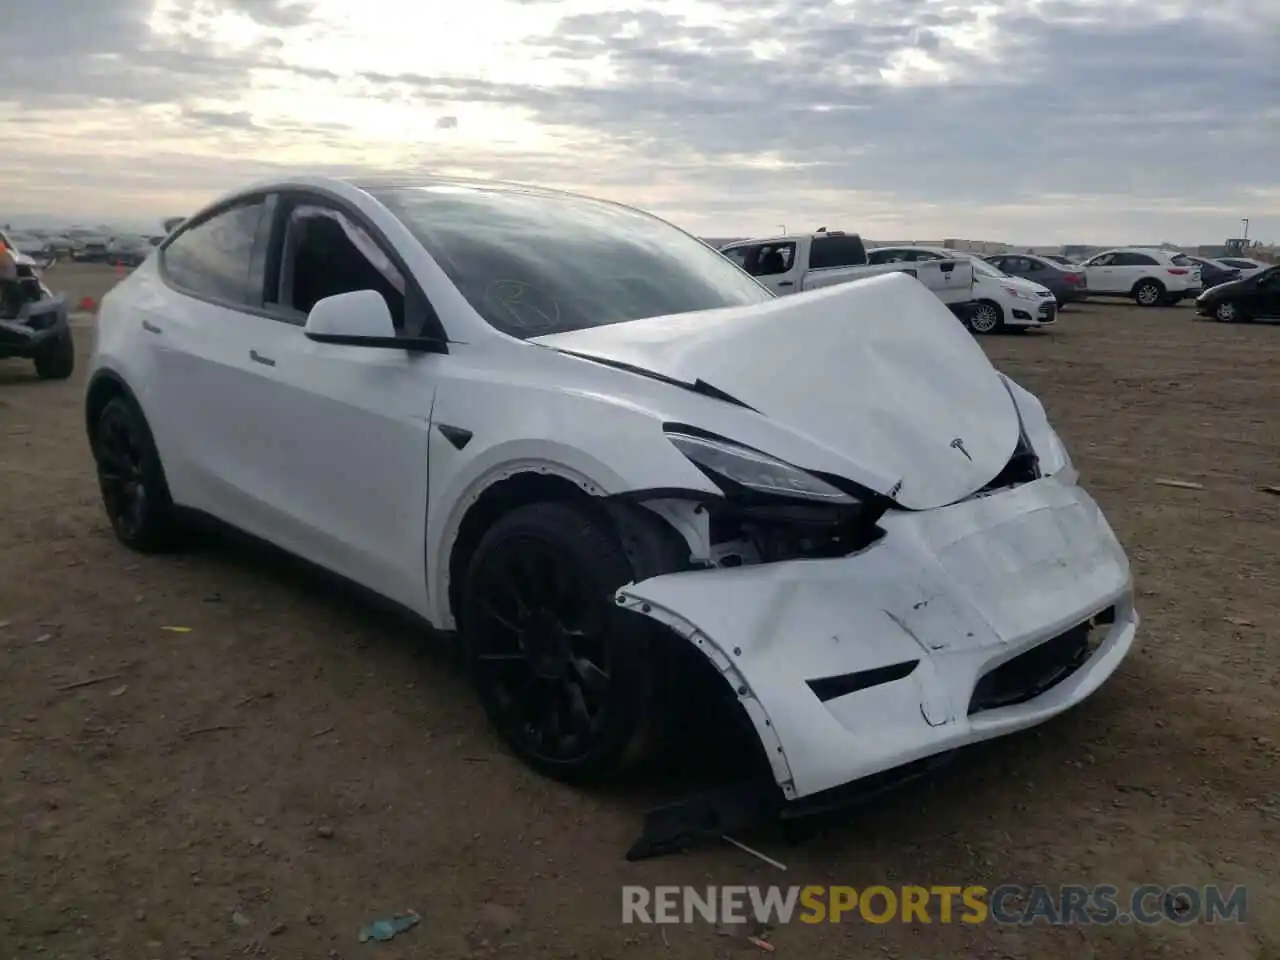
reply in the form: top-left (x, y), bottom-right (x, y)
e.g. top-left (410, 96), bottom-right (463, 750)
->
top-left (92, 397), bottom-right (179, 551)
top-left (461, 501), bottom-right (658, 782)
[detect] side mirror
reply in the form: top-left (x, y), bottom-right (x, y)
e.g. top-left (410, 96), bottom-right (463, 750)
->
top-left (303, 289), bottom-right (446, 353)
top-left (305, 289), bottom-right (395, 339)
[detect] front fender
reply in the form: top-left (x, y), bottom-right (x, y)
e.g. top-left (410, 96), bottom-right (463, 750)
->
top-left (423, 373), bottom-right (724, 627)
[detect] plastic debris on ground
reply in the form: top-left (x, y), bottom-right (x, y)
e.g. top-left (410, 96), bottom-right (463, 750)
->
top-left (161, 625), bottom-right (193, 633)
top-left (359, 911), bottom-right (420, 943)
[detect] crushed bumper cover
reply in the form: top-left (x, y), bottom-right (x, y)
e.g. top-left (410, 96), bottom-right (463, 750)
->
top-left (0, 293), bottom-right (70, 357)
top-left (617, 476), bottom-right (1136, 855)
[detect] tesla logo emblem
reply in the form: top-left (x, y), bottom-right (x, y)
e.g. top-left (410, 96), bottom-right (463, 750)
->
top-left (950, 438), bottom-right (972, 461)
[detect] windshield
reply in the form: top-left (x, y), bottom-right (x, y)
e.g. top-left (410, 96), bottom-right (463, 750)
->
top-left (368, 182), bottom-right (773, 338)
top-left (971, 258), bottom-right (1007, 279)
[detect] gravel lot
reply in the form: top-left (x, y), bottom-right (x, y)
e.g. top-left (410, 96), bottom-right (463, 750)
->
top-left (2, 263), bottom-right (1277, 959)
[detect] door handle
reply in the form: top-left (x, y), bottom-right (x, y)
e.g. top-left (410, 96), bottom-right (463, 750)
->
top-left (777, 280), bottom-right (794, 287)
top-left (249, 349), bottom-right (276, 367)
top-left (141, 320), bottom-right (162, 334)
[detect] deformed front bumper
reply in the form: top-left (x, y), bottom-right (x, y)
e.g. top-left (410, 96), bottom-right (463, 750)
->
top-left (617, 475), bottom-right (1137, 803)
top-left (0, 292), bottom-right (70, 357)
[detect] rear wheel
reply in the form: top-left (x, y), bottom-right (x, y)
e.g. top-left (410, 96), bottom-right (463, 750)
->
top-left (460, 501), bottom-right (661, 783)
top-left (1134, 280), bottom-right (1164, 307)
top-left (966, 300), bottom-right (1003, 334)
top-left (91, 396), bottom-right (182, 551)
top-left (33, 331), bottom-right (74, 380)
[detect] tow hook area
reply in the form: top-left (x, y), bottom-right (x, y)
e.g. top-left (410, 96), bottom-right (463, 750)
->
top-left (625, 751), bottom-right (960, 862)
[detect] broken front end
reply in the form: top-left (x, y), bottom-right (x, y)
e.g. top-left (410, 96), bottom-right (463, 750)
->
top-left (617, 426), bottom-right (1136, 857)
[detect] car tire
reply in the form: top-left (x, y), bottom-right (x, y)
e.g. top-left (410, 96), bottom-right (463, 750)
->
top-left (460, 501), bottom-right (662, 784)
top-left (1133, 279), bottom-right (1164, 307)
top-left (91, 396), bottom-right (182, 552)
top-left (1214, 301), bottom-right (1244, 323)
top-left (966, 300), bottom-right (1003, 334)
top-left (33, 330), bottom-right (74, 380)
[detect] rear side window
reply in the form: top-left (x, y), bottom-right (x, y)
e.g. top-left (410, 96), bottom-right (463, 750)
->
top-left (1112, 252), bottom-right (1158, 266)
top-left (867, 248), bottom-right (910, 264)
top-left (746, 242), bottom-right (796, 277)
top-left (721, 246), bottom-right (749, 268)
top-left (808, 235), bottom-right (867, 270)
top-left (161, 199), bottom-right (269, 306)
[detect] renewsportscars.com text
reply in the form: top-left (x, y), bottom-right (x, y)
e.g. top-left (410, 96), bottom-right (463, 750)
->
top-left (621, 884), bottom-right (1247, 926)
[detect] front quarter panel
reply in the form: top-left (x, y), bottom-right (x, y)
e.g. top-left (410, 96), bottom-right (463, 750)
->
top-left (423, 347), bottom-right (725, 627)
top-left (87, 262), bottom-right (170, 434)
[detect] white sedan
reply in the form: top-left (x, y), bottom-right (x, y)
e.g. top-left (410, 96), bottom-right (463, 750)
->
top-left (867, 246), bottom-right (1058, 334)
top-left (86, 175), bottom-right (1138, 806)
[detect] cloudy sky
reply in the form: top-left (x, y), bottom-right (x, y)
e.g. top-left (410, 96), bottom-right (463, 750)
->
top-left (2, 0), bottom-right (1277, 243)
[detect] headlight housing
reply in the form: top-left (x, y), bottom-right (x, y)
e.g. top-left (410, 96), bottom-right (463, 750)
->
top-left (1038, 425), bottom-right (1076, 483)
top-left (998, 375), bottom-right (1077, 485)
top-left (664, 429), bottom-right (884, 564)
top-left (666, 430), bottom-right (857, 504)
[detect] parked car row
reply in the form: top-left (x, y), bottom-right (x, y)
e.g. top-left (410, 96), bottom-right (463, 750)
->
top-left (715, 231), bottom-right (1280, 334)
top-left (1, 229), bottom-right (165, 266)
top-left (718, 232), bottom-right (977, 313)
top-left (717, 233), bottom-right (1073, 335)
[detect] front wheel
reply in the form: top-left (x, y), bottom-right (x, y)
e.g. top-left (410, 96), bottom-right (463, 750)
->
top-left (33, 331), bottom-right (74, 380)
top-left (91, 396), bottom-right (182, 551)
top-left (460, 501), bottom-right (661, 783)
top-left (966, 300), bottom-right (1003, 334)
top-left (1214, 301), bottom-right (1243, 323)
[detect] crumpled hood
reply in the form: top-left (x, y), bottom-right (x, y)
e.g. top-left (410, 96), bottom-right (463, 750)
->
top-left (533, 273), bottom-right (1022, 510)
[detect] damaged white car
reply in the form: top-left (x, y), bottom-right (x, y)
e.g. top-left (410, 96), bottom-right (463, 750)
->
top-left (87, 175), bottom-right (1138, 812)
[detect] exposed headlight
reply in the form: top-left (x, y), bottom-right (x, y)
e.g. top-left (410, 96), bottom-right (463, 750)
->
top-left (665, 430), bottom-right (858, 504)
top-left (662, 430), bottom-right (885, 565)
top-left (999, 375), bottom-right (1077, 485)
top-left (1042, 427), bottom-right (1077, 484)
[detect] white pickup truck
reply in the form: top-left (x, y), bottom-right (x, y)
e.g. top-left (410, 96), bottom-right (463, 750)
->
top-left (720, 231), bottom-right (977, 316)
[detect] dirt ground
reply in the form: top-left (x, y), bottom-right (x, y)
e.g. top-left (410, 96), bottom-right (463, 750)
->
top-left (2, 263), bottom-right (1277, 959)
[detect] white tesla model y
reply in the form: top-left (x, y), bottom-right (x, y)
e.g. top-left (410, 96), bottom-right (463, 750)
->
top-left (86, 175), bottom-right (1137, 806)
